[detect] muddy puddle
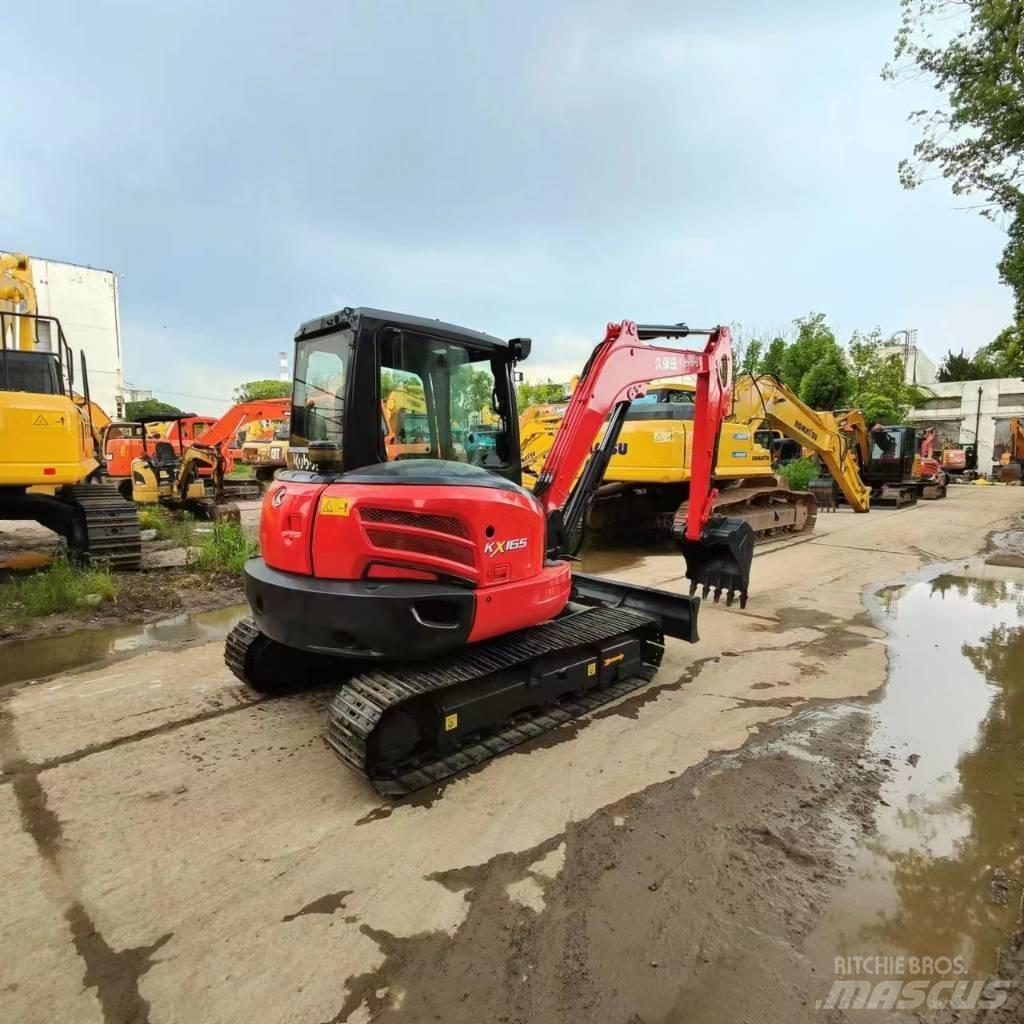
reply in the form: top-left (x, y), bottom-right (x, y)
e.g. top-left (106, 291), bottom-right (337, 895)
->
top-left (0, 603), bottom-right (247, 688)
top-left (808, 563), bottom-right (1024, 984)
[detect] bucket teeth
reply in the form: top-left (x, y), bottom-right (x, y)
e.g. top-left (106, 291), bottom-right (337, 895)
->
top-left (678, 516), bottom-right (754, 611)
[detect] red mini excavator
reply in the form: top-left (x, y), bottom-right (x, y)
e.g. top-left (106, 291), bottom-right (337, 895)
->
top-left (225, 308), bottom-right (754, 795)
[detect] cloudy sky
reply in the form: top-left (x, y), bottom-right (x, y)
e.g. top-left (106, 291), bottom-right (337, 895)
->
top-left (7, 0), bottom-right (1011, 412)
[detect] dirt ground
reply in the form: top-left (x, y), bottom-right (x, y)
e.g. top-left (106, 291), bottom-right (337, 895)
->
top-left (0, 486), bottom-right (1022, 1024)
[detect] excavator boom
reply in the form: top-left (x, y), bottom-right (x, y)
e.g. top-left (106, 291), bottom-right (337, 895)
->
top-left (731, 373), bottom-right (872, 512)
top-left (534, 321), bottom-right (753, 605)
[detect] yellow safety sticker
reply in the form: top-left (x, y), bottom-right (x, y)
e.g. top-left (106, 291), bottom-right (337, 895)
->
top-left (587, 662), bottom-right (597, 677)
top-left (33, 415), bottom-right (48, 427)
top-left (320, 496), bottom-right (352, 517)
top-left (444, 713), bottom-right (459, 732)
top-left (653, 431), bottom-right (674, 443)
top-left (603, 653), bottom-right (625, 667)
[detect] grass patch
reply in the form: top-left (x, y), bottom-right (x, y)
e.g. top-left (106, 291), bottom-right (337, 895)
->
top-left (0, 556), bottom-right (118, 627)
top-left (777, 456), bottom-right (821, 492)
top-left (137, 507), bottom-right (197, 545)
top-left (187, 521), bottom-right (258, 573)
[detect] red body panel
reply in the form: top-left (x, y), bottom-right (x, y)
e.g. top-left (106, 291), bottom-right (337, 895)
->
top-left (468, 562), bottom-right (571, 643)
top-left (260, 479), bottom-right (327, 576)
top-left (259, 477), bottom-right (570, 634)
top-left (309, 484), bottom-right (543, 585)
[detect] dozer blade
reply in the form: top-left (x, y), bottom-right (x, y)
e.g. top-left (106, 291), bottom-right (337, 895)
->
top-left (679, 515), bottom-right (754, 609)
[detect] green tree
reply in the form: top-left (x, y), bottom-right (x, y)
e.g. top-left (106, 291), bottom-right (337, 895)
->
top-left (886, 1), bottom-right (1024, 319)
top-left (516, 380), bottom-right (568, 409)
top-left (937, 328), bottom-right (1024, 381)
top-left (739, 337), bottom-right (764, 373)
top-left (774, 313), bottom-right (851, 408)
top-left (125, 398), bottom-right (183, 420)
top-left (799, 351), bottom-right (850, 409)
top-left (233, 379), bottom-right (291, 403)
top-left (976, 323), bottom-right (1024, 377)
top-left (758, 337), bottom-right (788, 379)
top-left (848, 328), bottom-right (930, 422)
top-left (450, 365), bottom-right (495, 423)
top-left (936, 349), bottom-right (980, 382)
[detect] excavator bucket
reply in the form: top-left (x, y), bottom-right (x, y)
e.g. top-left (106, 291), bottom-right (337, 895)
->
top-left (679, 516), bottom-right (754, 609)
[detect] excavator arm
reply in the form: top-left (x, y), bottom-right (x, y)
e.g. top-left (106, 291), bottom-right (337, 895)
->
top-left (731, 373), bottom-right (872, 512)
top-left (191, 399), bottom-right (291, 468)
top-left (0, 252), bottom-right (38, 351)
top-left (533, 320), bottom-right (753, 606)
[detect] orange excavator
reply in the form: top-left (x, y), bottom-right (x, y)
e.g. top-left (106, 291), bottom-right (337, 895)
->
top-left (226, 308), bottom-right (753, 795)
top-left (129, 399), bottom-right (290, 516)
top-left (998, 416), bottom-right (1024, 480)
top-left (103, 415), bottom-right (216, 493)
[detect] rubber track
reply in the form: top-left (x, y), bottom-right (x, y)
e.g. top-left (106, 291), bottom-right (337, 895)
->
top-left (224, 617), bottom-right (260, 683)
top-left (69, 484), bottom-right (142, 570)
top-left (325, 606), bottom-right (660, 796)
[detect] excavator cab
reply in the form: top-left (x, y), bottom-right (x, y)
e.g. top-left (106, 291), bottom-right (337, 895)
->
top-left (287, 308), bottom-right (522, 481)
top-left (865, 426), bottom-right (916, 483)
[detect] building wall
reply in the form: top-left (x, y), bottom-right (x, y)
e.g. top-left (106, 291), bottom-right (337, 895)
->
top-left (905, 378), bottom-right (1024, 470)
top-left (2, 253), bottom-right (124, 416)
top-left (879, 343), bottom-right (937, 385)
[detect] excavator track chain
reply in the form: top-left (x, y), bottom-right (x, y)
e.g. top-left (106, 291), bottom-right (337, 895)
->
top-left (325, 606), bottom-right (664, 796)
top-left (67, 484), bottom-right (142, 571)
top-left (671, 483), bottom-right (817, 546)
top-left (225, 617), bottom-right (361, 694)
top-left (224, 617), bottom-right (264, 685)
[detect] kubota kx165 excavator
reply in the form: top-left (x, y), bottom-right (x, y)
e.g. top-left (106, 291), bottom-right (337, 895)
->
top-left (225, 308), bottom-right (753, 795)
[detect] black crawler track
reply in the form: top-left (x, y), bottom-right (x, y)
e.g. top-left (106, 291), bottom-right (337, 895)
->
top-left (69, 484), bottom-right (142, 570)
top-left (325, 605), bottom-right (663, 796)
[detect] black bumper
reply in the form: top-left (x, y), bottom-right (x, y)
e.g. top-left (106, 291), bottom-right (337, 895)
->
top-left (243, 558), bottom-right (476, 660)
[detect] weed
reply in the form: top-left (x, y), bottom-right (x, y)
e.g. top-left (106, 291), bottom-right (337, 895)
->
top-left (138, 507), bottom-right (196, 545)
top-left (187, 522), bottom-right (258, 573)
top-left (0, 556), bottom-right (118, 627)
top-left (777, 456), bottom-right (821, 492)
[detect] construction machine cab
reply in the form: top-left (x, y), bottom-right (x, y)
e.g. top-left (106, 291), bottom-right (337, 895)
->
top-left (287, 307), bottom-right (524, 483)
top-left (866, 425), bottom-right (916, 483)
top-left (0, 350), bottom-right (63, 395)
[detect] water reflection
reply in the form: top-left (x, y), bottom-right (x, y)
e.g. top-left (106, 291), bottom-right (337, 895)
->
top-left (810, 574), bottom-right (1024, 976)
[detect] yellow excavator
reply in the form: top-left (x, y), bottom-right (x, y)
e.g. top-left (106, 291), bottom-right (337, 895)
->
top-left (730, 374), bottom-right (871, 511)
top-left (0, 253), bottom-right (141, 568)
top-left (241, 419), bottom-right (290, 482)
top-left (522, 379), bottom-right (818, 541)
top-left (729, 373), bottom-right (945, 510)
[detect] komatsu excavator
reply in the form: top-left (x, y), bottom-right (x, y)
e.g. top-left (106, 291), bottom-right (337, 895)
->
top-left (726, 374), bottom-right (945, 513)
top-left (225, 308), bottom-right (754, 795)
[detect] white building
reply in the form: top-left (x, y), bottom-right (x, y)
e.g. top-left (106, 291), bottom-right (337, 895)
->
top-left (1, 252), bottom-right (125, 416)
top-left (880, 335), bottom-right (937, 386)
top-left (905, 378), bottom-right (1024, 471)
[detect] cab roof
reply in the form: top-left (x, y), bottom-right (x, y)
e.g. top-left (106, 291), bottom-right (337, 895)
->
top-left (294, 306), bottom-right (510, 355)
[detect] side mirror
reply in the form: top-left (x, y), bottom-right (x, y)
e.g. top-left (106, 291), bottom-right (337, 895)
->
top-left (510, 337), bottom-right (532, 362)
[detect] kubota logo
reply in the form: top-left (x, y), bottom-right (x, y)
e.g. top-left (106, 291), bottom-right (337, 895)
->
top-left (484, 537), bottom-right (528, 556)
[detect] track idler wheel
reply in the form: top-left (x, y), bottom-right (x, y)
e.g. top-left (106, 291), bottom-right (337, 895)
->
top-left (679, 515), bottom-right (754, 608)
